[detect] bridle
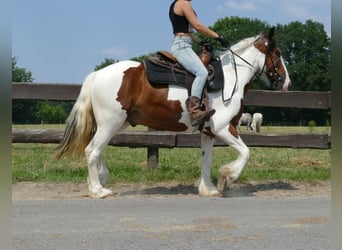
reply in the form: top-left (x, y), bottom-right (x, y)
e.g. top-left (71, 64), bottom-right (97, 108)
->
top-left (229, 35), bottom-right (283, 90)
top-left (262, 40), bottom-right (284, 90)
top-left (210, 34), bottom-right (284, 103)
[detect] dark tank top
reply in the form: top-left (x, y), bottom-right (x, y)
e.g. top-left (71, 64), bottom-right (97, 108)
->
top-left (169, 1), bottom-right (194, 34)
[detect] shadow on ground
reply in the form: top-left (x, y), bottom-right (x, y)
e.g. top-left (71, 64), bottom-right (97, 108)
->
top-left (117, 181), bottom-right (298, 197)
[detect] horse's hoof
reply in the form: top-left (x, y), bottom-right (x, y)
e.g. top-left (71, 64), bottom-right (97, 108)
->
top-left (89, 188), bottom-right (113, 199)
top-left (199, 186), bottom-right (222, 197)
top-left (217, 175), bottom-right (227, 192)
top-left (199, 191), bottom-right (222, 197)
top-left (211, 190), bottom-right (223, 197)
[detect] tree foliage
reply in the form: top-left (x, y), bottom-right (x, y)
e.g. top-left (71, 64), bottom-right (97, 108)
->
top-left (209, 16), bottom-right (270, 45)
top-left (275, 20), bottom-right (331, 92)
top-left (12, 57), bottom-right (72, 124)
top-left (94, 58), bottom-right (119, 71)
top-left (35, 101), bottom-right (67, 124)
top-left (12, 57), bottom-right (37, 124)
top-left (130, 52), bottom-right (157, 63)
top-left (12, 57), bottom-right (34, 82)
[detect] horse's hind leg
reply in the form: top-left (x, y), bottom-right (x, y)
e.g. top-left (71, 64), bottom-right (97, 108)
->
top-left (216, 128), bottom-right (250, 192)
top-left (95, 122), bottom-right (129, 187)
top-left (85, 128), bottom-right (114, 198)
top-left (97, 156), bottom-right (109, 186)
top-left (85, 120), bottom-right (127, 198)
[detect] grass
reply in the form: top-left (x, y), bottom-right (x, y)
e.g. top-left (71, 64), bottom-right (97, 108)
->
top-left (12, 124), bottom-right (331, 184)
top-left (12, 125), bottom-right (331, 184)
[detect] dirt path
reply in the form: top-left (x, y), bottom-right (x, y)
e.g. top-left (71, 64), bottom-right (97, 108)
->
top-left (12, 180), bottom-right (331, 200)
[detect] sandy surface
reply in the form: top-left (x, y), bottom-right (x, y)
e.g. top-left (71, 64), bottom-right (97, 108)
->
top-left (12, 180), bottom-right (331, 200)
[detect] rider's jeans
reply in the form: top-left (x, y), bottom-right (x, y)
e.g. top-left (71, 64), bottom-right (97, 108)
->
top-left (170, 35), bottom-right (208, 99)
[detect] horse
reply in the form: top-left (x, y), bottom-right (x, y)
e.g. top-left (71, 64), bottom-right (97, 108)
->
top-left (238, 113), bottom-right (253, 131)
top-left (56, 27), bottom-right (291, 198)
top-left (251, 113), bottom-right (263, 133)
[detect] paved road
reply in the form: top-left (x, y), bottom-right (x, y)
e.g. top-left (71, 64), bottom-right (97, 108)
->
top-left (13, 195), bottom-right (330, 250)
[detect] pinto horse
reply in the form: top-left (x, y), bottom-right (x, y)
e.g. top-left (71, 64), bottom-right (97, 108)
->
top-left (56, 27), bottom-right (291, 198)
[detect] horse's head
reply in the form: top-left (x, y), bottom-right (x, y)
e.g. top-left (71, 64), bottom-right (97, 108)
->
top-left (254, 27), bottom-right (291, 91)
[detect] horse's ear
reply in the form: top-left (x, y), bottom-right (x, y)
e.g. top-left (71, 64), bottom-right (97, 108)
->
top-left (268, 27), bottom-right (275, 40)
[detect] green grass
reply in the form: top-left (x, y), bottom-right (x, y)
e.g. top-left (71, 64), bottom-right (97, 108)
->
top-left (12, 125), bottom-right (331, 184)
top-left (12, 141), bottom-right (331, 184)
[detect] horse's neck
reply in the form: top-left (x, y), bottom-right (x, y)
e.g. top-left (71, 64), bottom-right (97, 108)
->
top-left (221, 46), bottom-right (264, 101)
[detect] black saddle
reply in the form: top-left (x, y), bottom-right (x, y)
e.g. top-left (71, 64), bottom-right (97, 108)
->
top-left (143, 50), bottom-right (224, 95)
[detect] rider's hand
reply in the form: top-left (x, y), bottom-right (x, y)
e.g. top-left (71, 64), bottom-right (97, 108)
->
top-left (216, 34), bottom-right (230, 48)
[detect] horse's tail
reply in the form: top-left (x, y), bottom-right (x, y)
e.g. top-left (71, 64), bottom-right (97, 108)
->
top-left (55, 72), bottom-right (97, 159)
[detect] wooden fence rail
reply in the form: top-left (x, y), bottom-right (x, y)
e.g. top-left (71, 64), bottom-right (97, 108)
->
top-left (12, 129), bottom-right (331, 150)
top-left (12, 83), bottom-right (331, 109)
top-left (12, 83), bottom-right (331, 169)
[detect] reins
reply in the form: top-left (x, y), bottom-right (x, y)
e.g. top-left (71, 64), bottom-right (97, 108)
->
top-left (220, 36), bottom-right (274, 104)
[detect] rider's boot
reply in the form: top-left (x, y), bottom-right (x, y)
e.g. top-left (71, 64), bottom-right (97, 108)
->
top-left (185, 96), bottom-right (215, 126)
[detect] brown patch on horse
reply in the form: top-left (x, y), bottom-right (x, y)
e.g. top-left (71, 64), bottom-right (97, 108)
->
top-left (117, 63), bottom-right (187, 131)
top-left (229, 99), bottom-right (246, 139)
top-left (228, 123), bottom-right (239, 139)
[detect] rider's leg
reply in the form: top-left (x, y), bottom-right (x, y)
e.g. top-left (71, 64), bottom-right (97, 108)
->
top-left (171, 36), bottom-right (215, 126)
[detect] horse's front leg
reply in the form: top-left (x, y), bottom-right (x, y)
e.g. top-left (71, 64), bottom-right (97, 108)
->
top-left (216, 128), bottom-right (250, 192)
top-left (198, 132), bottom-right (221, 197)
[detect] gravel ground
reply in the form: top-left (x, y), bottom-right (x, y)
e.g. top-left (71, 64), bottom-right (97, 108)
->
top-left (12, 180), bottom-right (331, 200)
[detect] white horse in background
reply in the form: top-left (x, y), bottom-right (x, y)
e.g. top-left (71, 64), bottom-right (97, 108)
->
top-left (238, 113), bottom-right (252, 131)
top-left (251, 113), bottom-right (263, 133)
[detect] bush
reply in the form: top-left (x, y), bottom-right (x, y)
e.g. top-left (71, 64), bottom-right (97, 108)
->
top-left (308, 120), bottom-right (316, 127)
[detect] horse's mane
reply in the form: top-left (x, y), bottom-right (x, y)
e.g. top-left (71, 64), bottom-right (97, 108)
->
top-left (217, 35), bottom-right (259, 65)
top-left (230, 35), bottom-right (259, 53)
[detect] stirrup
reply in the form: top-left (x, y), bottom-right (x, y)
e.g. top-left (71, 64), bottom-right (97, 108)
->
top-left (192, 109), bottom-right (216, 127)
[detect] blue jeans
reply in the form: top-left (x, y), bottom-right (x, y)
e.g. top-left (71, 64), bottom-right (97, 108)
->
top-left (170, 36), bottom-right (208, 99)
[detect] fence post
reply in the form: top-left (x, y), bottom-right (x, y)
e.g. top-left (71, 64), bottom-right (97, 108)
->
top-left (147, 146), bottom-right (159, 171)
top-left (147, 128), bottom-right (159, 170)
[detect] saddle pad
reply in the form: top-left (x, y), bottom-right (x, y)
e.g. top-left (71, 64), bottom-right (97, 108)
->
top-left (144, 55), bottom-right (225, 94)
top-left (143, 59), bottom-right (194, 94)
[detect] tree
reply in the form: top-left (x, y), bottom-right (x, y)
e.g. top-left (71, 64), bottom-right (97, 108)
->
top-left (12, 57), bottom-right (72, 124)
top-left (272, 20), bottom-right (331, 125)
top-left (12, 57), bottom-right (38, 124)
top-left (194, 16), bottom-right (270, 53)
top-left (35, 101), bottom-right (67, 124)
top-left (12, 57), bottom-right (34, 82)
top-left (94, 58), bottom-right (119, 71)
top-left (275, 20), bottom-right (331, 92)
top-left (131, 52), bottom-right (157, 63)
top-left (211, 16), bottom-right (270, 45)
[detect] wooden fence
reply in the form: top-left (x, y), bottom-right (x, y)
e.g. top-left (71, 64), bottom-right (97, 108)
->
top-left (12, 83), bottom-right (331, 169)
top-left (13, 83), bottom-right (331, 109)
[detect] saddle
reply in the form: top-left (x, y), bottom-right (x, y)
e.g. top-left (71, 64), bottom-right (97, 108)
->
top-left (143, 46), bottom-right (224, 95)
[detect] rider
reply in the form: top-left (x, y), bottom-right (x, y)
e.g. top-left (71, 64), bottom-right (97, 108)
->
top-left (169, 0), bottom-right (229, 126)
